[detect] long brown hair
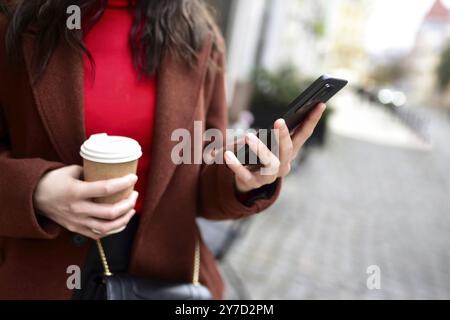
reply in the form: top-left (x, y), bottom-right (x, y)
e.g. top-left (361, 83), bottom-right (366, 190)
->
top-left (0, 0), bottom-right (219, 80)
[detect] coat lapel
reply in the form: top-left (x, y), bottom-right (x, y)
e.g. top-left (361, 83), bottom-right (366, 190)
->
top-left (139, 35), bottom-right (213, 226)
top-left (23, 34), bottom-right (86, 165)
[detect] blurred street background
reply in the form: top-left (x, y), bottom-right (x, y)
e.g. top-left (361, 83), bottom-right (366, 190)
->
top-left (199, 0), bottom-right (450, 299)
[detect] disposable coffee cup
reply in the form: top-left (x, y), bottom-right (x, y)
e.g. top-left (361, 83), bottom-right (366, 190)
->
top-left (80, 133), bottom-right (142, 234)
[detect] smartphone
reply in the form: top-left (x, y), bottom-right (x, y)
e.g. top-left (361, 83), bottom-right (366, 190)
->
top-left (237, 74), bottom-right (348, 165)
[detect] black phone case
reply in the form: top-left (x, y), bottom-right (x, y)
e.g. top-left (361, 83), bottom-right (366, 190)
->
top-left (236, 75), bottom-right (348, 166)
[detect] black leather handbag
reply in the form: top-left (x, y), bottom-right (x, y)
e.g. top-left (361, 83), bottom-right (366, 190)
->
top-left (95, 239), bottom-right (213, 300)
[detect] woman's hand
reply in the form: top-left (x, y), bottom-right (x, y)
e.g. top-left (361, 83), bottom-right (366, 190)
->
top-left (34, 165), bottom-right (138, 240)
top-left (224, 103), bottom-right (326, 193)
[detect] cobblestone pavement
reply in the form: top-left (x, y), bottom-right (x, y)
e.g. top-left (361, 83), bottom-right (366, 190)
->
top-left (223, 106), bottom-right (450, 300)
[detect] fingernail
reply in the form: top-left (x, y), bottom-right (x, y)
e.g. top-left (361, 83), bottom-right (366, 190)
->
top-left (130, 174), bottom-right (138, 182)
top-left (247, 133), bottom-right (257, 142)
top-left (276, 119), bottom-right (286, 127)
top-left (225, 151), bottom-right (238, 163)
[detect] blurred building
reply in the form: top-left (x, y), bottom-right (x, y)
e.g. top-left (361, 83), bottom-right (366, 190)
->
top-left (324, 0), bottom-right (374, 83)
top-left (207, 0), bottom-right (334, 116)
top-left (258, 0), bottom-right (331, 77)
top-left (206, 0), bottom-right (266, 117)
top-left (207, 0), bottom-right (379, 116)
top-left (405, 0), bottom-right (450, 107)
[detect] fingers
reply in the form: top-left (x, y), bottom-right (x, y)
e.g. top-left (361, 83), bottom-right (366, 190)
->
top-left (224, 150), bottom-right (269, 192)
top-left (246, 133), bottom-right (280, 174)
top-left (86, 208), bottom-right (136, 238)
top-left (292, 103), bottom-right (326, 153)
top-left (224, 150), bottom-right (278, 193)
top-left (224, 151), bottom-right (254, 184)
top-left (223, 103), bottom-right (326, 193)
top-left (74, 174), bottom-right (138, 199)
top-left (71, 191), bottom-right (139, 220)
top-left (211, 136), bottom-right (246, 160)
top-left (274, 118), bottom-right (294, 169)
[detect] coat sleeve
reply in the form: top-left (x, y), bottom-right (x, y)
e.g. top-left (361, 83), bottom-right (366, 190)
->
top-left (0, 105), bottom-right (65, 239)
top-left (0, 13), bottom-right (66, 239)
top-left (198, 40), bottom-right (282, 221)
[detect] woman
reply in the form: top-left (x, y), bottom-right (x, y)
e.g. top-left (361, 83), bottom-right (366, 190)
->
top-left (0, 0), bottom-right (326, 299)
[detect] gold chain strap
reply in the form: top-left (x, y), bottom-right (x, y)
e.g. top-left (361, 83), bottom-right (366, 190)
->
top-left (96, 240), bottom-right (113, 276)
top-left (96, 238), bottom-right (201, 285)
top-left (192, 238), bottom-right (201, 286)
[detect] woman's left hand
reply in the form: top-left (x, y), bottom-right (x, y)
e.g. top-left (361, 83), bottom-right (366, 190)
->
top-left (224, 103), bottom-right (326, 193)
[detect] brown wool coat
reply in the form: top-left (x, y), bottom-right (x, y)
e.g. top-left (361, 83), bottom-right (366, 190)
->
top-left (0, 15), bottom-right (281, 299)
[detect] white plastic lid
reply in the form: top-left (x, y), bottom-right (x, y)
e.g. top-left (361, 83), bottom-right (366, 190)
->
top-left (80, 133), bottom-right (142, 164)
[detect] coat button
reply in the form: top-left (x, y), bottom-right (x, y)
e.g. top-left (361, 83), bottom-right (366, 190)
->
top-left (71, 234), bottom-right (87, 246)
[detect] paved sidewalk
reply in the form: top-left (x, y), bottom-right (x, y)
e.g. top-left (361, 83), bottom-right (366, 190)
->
top-left (223, 105), bottom-right (450, 300)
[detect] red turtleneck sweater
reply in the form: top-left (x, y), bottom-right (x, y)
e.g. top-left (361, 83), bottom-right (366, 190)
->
top-left (83, 0), bottom-right (156, 213)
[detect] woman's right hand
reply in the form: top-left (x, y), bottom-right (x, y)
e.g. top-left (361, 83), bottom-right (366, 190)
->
top-left (34, 165), bottom-right (138, 240)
